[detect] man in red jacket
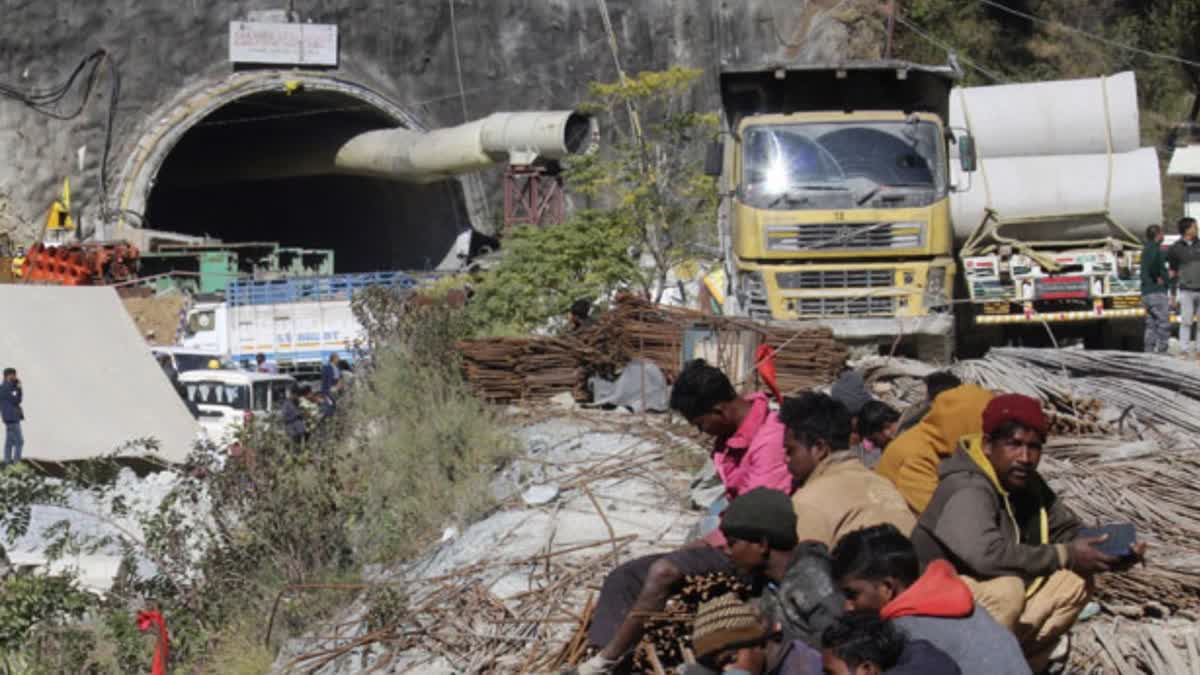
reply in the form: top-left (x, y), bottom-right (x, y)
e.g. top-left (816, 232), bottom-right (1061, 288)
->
top-left (832, 524), bottom-right (1030, 674)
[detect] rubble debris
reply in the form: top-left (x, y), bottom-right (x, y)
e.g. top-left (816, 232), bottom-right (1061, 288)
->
top-left (120, 291), bottom-right (187, 345)
top-left (457, 295), bottom-right (848, 403)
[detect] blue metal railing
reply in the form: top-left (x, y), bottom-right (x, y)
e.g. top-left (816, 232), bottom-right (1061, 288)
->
top-left (227, 271), bottom-right (425, 306)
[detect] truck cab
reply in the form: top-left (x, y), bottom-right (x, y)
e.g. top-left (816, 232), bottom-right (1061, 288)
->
top-left (713, 62), bottom-right (972, 360)
top-left (178, 369), bottom-right (296, 447)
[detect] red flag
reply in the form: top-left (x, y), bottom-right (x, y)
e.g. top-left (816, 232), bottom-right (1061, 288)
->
top-left (137, 610), bottom-right (169, 675)
top-left (755, 343), bottom-right (784, 403)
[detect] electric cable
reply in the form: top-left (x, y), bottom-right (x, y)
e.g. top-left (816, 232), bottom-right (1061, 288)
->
top-left (1, 49), bottom-right (120, 218)
top-left (891, 13), bottom-right (1008, 83)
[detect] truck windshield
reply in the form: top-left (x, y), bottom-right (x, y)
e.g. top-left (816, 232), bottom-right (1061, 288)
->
top-left (185, 381), bottom-right (251, 411)
top-left (740, 120), bottom-right (944, 210)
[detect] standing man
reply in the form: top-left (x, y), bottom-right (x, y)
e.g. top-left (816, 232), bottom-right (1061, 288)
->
top-left (281, 385), bottom-right (307, 448)
top-left (1168, 217), bottom-right (1200, 358)
top-left (321, 353), bottom-right (340, 397)
top-left (255, 353), bottom-right (278, 374)
top-left (1141, 225), bottom-right (1171, 353)
top-left (0, 369), bottom-right (23, 465)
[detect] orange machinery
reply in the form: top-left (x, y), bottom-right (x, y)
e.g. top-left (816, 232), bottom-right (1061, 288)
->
top-left (20, 242), bottom-right (140, 285)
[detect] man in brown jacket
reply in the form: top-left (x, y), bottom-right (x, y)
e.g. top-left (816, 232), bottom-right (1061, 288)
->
top-left (911, 394), bottom-right (1146, 670)
top-left (781, 392), bottom-right (915, 548)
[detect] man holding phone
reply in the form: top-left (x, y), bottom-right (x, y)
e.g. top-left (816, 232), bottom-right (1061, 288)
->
top-left (0, 368), bottom-right (23, 465)
top-left (911, 394), bottom-right (1147, 671)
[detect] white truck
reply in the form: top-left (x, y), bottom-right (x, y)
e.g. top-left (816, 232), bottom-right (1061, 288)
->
top-left (181, 272), bottom-right (420, 377)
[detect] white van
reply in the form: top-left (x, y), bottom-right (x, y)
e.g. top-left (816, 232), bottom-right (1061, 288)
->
top-left (178, 370), bottom-right (296, 446)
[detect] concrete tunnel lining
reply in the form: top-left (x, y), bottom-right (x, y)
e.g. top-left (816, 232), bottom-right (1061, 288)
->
top-left (111, 71), bottom-right (491, 272)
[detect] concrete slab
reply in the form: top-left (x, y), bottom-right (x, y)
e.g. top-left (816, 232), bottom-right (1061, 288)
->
top-left (0, 285), bottom-right (200, 462)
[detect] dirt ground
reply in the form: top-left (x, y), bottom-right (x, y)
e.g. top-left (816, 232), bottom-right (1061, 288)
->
top-left (121, 293), bottom-right (186, 345)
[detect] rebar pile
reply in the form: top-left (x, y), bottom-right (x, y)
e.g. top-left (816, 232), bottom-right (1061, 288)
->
top-left (629, 573), bottom-right (751, 672)
top-left (954, 352), bottom-right (1200, 437)
top-left (1072, 621), bottom-right (1200, 674)
top-left (456, 296), bottom-right (848, 402)
top-left (1039, 438), bottom-right (1200, 612)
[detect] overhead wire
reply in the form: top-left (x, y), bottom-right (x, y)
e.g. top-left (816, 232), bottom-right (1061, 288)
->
top-left (975, 0), bottom-right (1200, 70)
top-left (890, 13), bottom-right (1008, 82)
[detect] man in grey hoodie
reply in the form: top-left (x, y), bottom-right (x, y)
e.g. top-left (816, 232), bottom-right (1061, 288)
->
top-left (1168, 217), bottom-right (1200, 357)
top-left (831, 524), bottom-right (1031, 674)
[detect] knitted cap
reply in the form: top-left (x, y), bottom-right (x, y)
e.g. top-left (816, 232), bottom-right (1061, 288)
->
top-left (982, 393), bottom-right (1047, 435)
top-left (692, 593), bottom-right (767, 660)
top-left (720, 487), bottom-right (798, 550)
top-left (831, 370), bottom-right (873, 417)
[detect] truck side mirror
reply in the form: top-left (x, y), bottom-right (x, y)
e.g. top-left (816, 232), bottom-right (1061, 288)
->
top-left (959, 135), bottom-right (978, 173)
top-left (704, 140), bottom-right (723, 177)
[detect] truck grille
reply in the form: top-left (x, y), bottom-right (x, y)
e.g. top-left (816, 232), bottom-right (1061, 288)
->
top-left (766, 222), bottom-right (922, 251)
top-left (789, 296), bottom-right (896, 317)
top-left (776, 269), bottom-right (895, 289)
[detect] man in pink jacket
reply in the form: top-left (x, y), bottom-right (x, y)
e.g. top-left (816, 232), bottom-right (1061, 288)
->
top-left (567, 361), bottom-right (791, 675)
top-left (671, 359), bottom-right (792, 500)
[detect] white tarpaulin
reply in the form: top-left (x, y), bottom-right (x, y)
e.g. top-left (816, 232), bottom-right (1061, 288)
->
top-left (0, 286), bottom-right (199, 463)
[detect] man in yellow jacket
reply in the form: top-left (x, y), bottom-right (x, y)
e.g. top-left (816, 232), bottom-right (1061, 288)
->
top-left (876, 383), bottom-right (993, 514)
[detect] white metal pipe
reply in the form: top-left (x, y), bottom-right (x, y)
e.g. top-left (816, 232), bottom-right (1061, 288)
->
top-left (950, 147), bottom-right (1162, 242)
top-left (335, 111), bottom-right (598, 183)
top-left (950, 71), bottom-right (1139, 159)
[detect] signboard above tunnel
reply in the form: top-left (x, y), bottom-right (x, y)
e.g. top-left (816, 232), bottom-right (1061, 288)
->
top-left (229, 21), bottom-right (338, 66)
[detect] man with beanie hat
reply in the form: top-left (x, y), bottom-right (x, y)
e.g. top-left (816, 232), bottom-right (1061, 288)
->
top-left (689, 593), bottom-right (770, 673)
top-left (911, 393), bottom-right (1147, 671)
top-left (720, 488), bottom-right (845, 653)
top-left (572, 488), bottom-right (840, 675)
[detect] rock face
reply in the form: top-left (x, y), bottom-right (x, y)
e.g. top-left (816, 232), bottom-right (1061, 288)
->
top-left (0, 0), bottom-right (878, 266)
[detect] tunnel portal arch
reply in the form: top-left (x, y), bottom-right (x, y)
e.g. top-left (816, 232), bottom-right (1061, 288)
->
top-left (112, 71), bottom-right (487, 272)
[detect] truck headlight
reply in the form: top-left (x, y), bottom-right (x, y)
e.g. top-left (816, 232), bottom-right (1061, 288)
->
top-left (927, 267), bottom-right (946, 296)
top-left (925, 267), bottom-right (948, 309)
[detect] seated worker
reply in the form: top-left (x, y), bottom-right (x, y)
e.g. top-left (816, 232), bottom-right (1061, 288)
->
top-left (896, 371), bottom-right (962, 434)
top-left (671, 359), bottom-right (792, 501)
top-left (830, 370), bottom-right (874, 447)
top-left (780, 393), bottom-right (914, 547)
top-left (832, 524), bottom-right (1030, 674)
top-left (855, 401), bottom-right (900, 469)
top-left (685, 593), bottom-right (822, 675)
top-left (911, 394), bottom-right (1147, 671)
top-left (573, 489), bottom-right (842, 675)
top-left (876, 382), bottom-right (993, 514)
top-left (820, 613), bottom-right (960, 675)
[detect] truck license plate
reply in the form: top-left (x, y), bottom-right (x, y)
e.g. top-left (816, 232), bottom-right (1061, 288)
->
top-left (1035, 276), bottom-right (1089, 300)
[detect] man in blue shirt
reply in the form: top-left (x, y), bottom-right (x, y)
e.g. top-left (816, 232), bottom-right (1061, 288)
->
top-left (0, 368), bottom-right (24, 465)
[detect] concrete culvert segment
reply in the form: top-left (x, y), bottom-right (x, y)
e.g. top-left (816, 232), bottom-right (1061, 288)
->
top-left (113, 73), bottom-right (486, 273)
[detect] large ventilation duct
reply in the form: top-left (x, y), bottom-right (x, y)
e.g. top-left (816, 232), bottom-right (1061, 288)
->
top-left (335, 111), bottom-right (599, 183)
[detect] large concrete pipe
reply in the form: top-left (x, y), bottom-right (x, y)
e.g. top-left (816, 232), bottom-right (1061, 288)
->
top-left (950, 147), bottom-right (1162, 242)
top-left (950, 72), bottom-right (1139, 159)
top-left (334, 111), bottom-right (599, 183)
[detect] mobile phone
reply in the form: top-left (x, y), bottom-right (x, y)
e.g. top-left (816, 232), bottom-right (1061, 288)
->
top-left (1077, 523), bottom-right (1137, 559)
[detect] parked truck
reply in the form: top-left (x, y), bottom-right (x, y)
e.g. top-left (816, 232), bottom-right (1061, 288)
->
top-left (711, 63), bottom-right (1160, 357)
top-left (710, 61), bottom-right (974, 360)
top-left (180, 271), bottom-right (426, 377)
top-left (950, 72), bottom-right (1160, 347)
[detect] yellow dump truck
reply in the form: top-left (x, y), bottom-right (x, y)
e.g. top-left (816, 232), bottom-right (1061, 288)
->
top-left (708, 61), bottom-right (975, 361)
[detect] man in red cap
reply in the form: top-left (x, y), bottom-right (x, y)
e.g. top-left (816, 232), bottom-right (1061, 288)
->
top-left (910, 393), bottom-right (1146, 671)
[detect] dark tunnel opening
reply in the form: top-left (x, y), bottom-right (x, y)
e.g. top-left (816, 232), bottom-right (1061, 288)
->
top-left (145, 90), bottom-right (474, 273)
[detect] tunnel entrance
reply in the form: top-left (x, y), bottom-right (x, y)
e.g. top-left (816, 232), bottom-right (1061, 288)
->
top-left (144, 88), bottom-right (474, 273)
